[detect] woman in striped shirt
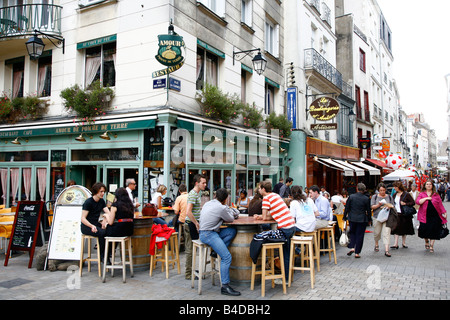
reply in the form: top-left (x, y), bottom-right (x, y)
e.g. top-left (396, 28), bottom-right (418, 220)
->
top-left (255, 180), bottom-right (296, 282)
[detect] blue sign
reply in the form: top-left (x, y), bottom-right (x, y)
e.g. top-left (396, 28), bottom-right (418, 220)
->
top-left (287, 87), bottom-right (297, 129)
top-left (169, 77), bottom-right (181, 91)
top-left (153, 78), bottom-right (166, 89)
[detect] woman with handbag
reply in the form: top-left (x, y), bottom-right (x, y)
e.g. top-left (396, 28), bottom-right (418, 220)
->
top-left (391, 181), bottom-right (415, 249)
top-left (416, 180), bottom-right (448, 253)
top-left (371, 183), bottom-right (395, 257)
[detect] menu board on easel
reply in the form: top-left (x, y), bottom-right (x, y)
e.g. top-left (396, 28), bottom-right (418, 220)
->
top-left (4, 201), bottom-right (44, 268)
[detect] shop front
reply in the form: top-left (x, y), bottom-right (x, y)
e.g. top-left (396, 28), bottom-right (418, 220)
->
top-left (0, 111), bottom-right (289, 210)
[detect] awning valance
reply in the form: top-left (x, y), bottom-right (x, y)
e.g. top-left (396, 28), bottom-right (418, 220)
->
top-left (315, 158), bottom-right (354, 176)
top-left (332, 159), bottom-right (365, 176)
top-left (350, 161), bottom-right (381, 176)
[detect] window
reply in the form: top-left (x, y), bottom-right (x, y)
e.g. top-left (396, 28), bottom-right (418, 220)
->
top-left (364, 91), bottom-right (369, 121)
top-left (241, 68), bottom-right (247, 103)
top-left (265, 20), bottom-right (279, 58)
top-left (265, 82), bottom-right (275, 115)
top-left (197, 0), bottom-right (225, 17)
top-left (241, 0), bottom-right (252, 26)
top-left (79, 0), bottom-right (107, 7)
top-left (84, 41), bottom-right (116, 88)
top-left (38, 54), bottom-right (52, 97)
top-left (12, 60), bottom-right (24, 98)
top-left (359, 48), bottom-right (366, 73)
top-left (355, 85), bottom-right (361, 119)
top-left (196, 47), bottom-right (218, 90)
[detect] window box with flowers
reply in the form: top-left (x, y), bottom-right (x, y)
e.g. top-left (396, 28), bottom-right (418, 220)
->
top-left (60, 80), bottom-right (115, 124)
top-left (0, 94), bottom-right (49, 124)
top-left (196, 83), bottom-right (240, 124)
top-left (265, 112), bottom-right (292, 139)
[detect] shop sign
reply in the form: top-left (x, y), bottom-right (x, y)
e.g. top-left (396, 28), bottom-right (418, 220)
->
top-left (286, 87), bottom-right (297, 129)
top-left (309, 97), bottom-right (340, 121)
top-left (359, 137), bottom-right (371, 149)
top-left (381, 139), bottom-right (390, 151)
top-left (310, 123), bottom-right (338, 131)
top-left (153, 33), bottom-right (185, 78)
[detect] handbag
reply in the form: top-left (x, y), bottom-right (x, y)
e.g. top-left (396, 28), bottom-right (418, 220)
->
top-left (339, 221), bottom-right (349, 247)
top-left (440, 224), bottom-right (449, 239)
top-left (376, 207), bottom-right (390, 223)
top-left (386, 208), bottom-right (398, 229)
top-left (401, 193), bottom-right (416, 218)
top-left (142, 203), bottom-right (158, 217)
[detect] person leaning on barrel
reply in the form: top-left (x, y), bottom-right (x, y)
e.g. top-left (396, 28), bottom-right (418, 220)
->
top-left (199, 188), bottom-right (240, 296)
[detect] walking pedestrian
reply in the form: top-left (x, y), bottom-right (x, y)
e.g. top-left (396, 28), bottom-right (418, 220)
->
top-left (416, 180), bottom-right (448, 253)
top-left (371, 183), bottom-right (395, 257)
top-left (391, 181), bottom-right (415, 249)
top-left (343, 183), bottom-right (371, 258)
top-left (409, 183), bottom-right (420, 229)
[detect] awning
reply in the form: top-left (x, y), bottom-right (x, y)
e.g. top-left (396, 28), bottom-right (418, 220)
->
top-left (350, 161), bottom-right (381, 176)
top-left (364, 158), bottom-right (393, 172)
top-left (332, 159), bottom-right (365, 176)
top-left (315, 158), bottom-right (354, 176)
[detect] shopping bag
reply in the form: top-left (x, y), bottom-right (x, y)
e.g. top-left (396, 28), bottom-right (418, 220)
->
top-left (376, 207), bottom-right (390, 223)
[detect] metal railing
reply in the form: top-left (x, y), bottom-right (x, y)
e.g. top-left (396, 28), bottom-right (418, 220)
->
top-left (0, 4), bottom-right (62, 38)
top-left (304, 48), bottom-right (344, 93)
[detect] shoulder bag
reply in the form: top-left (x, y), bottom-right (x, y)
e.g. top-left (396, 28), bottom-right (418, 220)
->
top-left (386, 207), bottom-right (398, 230)
top-left (401, 193), bottom-right (416, 218)
top-left (440, 224), bottom-right (449, 239)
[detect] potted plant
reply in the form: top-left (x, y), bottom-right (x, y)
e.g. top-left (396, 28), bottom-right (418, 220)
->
top-left (196, 83), bottom-right (240, 124)
top-left (265, 112), bottom-right (292, 138)
top-left (60, 80), bottom-right (115, 124)
top-left (0, 94), bottom-right (49, 124)
top-left (239, 102), bottom-right (263, 129)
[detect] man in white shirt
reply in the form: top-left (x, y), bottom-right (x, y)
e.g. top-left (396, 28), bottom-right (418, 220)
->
top-left (309, 185), bottom-right (332, 229)
top-left (126, 178), bottom-right (140, 210)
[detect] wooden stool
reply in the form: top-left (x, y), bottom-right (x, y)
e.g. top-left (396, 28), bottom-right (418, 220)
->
top-left (150, 232), bottom-right (180, 279)
top-left (317, 226), bottom-right (337, 264)
top-left (191, 239), bottom-right (221, 295)
top-left (102, 236), bottom-right (134, 283)
top-left (296, 230), bottom-right (320, 272)
top-left (250, 242), bottom-right (286, 297)
top-left (79, 235), bottom-right (101, 277)
top-left (288, 236), bottom-right (315, 289)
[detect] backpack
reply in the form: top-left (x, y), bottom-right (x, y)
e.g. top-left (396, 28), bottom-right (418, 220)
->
top-left (439, 183), bottom-right (446, 193)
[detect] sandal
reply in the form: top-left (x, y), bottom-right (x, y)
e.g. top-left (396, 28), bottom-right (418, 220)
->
top-left (374, 245), bottom-right (379, 252)
top-left (385, 251), bottom-right (391, 257)
top-left (347, 249), bottom-right (355, 256)
top-left (430, 246), bottom-right (434, 253)
top-left (425, 241), bottom-right (430, 250)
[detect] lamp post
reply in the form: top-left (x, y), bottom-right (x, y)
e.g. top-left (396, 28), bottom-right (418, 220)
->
top-left (25, 29), bottom-right (65, 60)
top-left (233, 48), bottom-right (267, 75)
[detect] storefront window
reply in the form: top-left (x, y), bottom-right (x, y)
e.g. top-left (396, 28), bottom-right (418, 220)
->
top-left (0, 151), bottom-right (48, 162)
top-left (71, 148), bottom-right (138, 161)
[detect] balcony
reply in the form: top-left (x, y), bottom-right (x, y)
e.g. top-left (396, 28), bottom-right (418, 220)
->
top-left (0, 4), bottom-right (62, 39)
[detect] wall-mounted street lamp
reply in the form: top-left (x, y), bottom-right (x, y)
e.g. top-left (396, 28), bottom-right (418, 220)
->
top-left (233, 48), bottom-right (267, 75)
top-left (11, 137), bottom-right (28, 145)
top-left (25, 29), bottom-right (65, 60)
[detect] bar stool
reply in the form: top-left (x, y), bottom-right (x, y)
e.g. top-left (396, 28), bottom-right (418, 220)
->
top-left (79, 234), bottom-right (101, 277)
top-left (250, 242), bottom-right (286, 297)
top-left (102, 236), bottom-right (134, 283)
top-left (191, 239), bottom-right (221, 295)
top-left (296, 230), bottom-right (320, 272)
top-left (150, 232), bottom-right (180, 279)
top-left (317, 225), bottom-right (337, 264)
top-left (288, 236), bottom-right (315, 289)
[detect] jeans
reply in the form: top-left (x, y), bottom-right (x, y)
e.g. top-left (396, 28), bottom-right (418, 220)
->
top-left (279, 227), bottom-right (296, 280)
top-left (199, 227), bottom-right (237, 285)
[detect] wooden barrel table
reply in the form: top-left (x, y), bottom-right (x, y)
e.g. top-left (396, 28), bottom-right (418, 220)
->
top-left (129, 217), bottom-right (153, 270)
top-left (225, 216), bottom-right (277, 283)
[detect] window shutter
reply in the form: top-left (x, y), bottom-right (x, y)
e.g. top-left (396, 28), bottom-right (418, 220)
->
top-left (274, 24), bottom-right (280, 58)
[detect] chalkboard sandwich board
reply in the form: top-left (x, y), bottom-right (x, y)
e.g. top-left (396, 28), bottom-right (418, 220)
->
top-left (4, 201), bottom-right (44, 268)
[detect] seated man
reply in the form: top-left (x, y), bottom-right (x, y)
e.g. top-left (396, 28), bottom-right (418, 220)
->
top-left (199, 188), bottom-right (240, 296)
top-left (309, 185), bottom-right (333, 229)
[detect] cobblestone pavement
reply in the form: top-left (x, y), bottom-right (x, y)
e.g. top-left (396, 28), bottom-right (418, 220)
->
top-left (1, 202), bottom-right (449, 304)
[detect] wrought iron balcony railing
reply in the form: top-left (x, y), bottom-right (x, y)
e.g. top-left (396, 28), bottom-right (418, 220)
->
top-left (0, 4), bottom-right (62, 38)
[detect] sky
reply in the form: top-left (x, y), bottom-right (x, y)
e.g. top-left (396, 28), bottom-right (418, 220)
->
top-left (376, 0), bottom-right (450, 141)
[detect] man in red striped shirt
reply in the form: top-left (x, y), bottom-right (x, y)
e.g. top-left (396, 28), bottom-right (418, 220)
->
top-left (255, 180), bottom-right (296, 282)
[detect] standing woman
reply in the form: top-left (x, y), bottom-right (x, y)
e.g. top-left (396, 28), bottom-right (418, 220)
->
top-left (391, 181), bottom-right (415, 249)
top-left (343, 183), bottom-right (372, 258)
top-left (371, 183), bottom-right (395, 257)
top-left (102, 187), bottom-right (134, 237)
top-left (81, 182), bottom-right (111, 261)
top-left (416, 180), bottom-right (448, 253)
top-left (409, 183), bottom-right (420, 229)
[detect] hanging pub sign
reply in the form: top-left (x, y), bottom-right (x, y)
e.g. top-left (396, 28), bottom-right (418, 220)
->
top-left (152, 24), bottom-right (186, 78)
top-left (309, 97), bottom-right (340, 121)
top-left (359, 137), bottom-right (372, 149)
top-left (311, 123), bottom-right (338, 131)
